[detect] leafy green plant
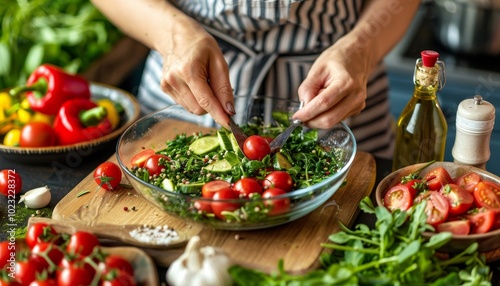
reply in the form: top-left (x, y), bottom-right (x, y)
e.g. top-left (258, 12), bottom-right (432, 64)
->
top-left (229, 197), bottom-right (492, 285)
top-left (0, 0), bottom-right (122, 89)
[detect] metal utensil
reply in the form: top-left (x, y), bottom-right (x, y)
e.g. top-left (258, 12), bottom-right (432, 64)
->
top-left (269, 101), bottom-right (304, 154)
top-left (269, 119), bottom-right (302, 154)
top-left (28, 217), bottom-right (188, 249)
top-left (228, 116), bottom-right (248, 151)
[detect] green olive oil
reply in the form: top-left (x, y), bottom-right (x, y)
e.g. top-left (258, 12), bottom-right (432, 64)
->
top-left (392, 51), bottom-right (447, 171)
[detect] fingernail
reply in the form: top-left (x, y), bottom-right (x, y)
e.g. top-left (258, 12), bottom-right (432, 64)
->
top-left (226, 102), bottom-right (235, 115)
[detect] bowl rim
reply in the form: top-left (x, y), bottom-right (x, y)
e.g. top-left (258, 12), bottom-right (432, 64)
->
top-left (0, 82), bottom-right (140, 153)
top-left (116, 101), bottom-right (357, 201)
top-left (375, 161), bottom-right (500, 239)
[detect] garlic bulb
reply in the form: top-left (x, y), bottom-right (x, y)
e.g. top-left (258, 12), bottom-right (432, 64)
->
top-left (166, 236), bottom-right (234, 286)
top-left (19, 186), bottom-right (51, 209)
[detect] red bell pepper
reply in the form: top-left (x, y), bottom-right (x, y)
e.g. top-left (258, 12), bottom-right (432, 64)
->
top-left (53, 98), bottom-right (113, 145)
top-left (9, 64), bottom-right (90, 115)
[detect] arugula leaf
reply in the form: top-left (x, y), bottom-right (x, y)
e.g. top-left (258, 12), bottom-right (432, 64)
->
top-left (229, 197), bottom-right (493, 285)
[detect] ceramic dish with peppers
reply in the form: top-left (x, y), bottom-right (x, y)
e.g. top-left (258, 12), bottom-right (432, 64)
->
top-left (0, 64), bottom-right (141, 163)
top-left (116, 96), bottom-right (356, 230)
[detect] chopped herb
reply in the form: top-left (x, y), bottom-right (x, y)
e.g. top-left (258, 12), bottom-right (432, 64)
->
top-left (76, 190), bottom-right (90, 198)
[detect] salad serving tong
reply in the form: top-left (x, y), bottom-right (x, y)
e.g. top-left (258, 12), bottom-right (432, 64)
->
top-left (228, 101), bottom-right (304, 155)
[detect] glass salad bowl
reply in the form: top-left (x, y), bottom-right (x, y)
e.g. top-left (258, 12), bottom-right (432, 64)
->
top-left (116, 96), bottom-right (356, 230)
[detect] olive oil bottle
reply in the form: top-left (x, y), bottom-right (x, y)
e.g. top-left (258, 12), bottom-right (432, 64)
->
top-left (392, 50), bottom-right (447, 171)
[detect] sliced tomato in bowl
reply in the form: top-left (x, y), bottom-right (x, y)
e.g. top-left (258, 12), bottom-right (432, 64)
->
top-left (423, 167), bottom-right (452, 191)
top-left (467, 209), bottom-right (496, 234)
top-left (403, 178), bottom-right (425, 198)
top-left (130, 149), bottom-right (155, 168)
top-left (473, 181), bottom-right (500, 210)
top-left (436, 220), bottom-right (471, 235)
top-left (201, 180), bottom-right (232, 198)
top-left (383, 184), bottom-right (413, 212)
top-left (415, 190), bottom-right (450, 227)
top-left (454, 172), bottom-right (482, 193)
top-left (439, 183), bottom-right (474, 216)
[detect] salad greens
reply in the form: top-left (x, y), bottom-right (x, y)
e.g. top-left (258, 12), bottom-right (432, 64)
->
top-left (128, 113), bottom-right (348, 225)
top-left (130, 118), bottom-right (346, 195)
top-left (229, 197), bottom-right (492, 285)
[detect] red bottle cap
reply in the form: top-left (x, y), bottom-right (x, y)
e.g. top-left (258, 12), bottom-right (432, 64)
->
top-left (421, 50), bottom-right (440, 67)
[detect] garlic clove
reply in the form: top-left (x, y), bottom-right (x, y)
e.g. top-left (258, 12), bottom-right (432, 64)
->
top-left (19, 186), bottom-right (51, 209)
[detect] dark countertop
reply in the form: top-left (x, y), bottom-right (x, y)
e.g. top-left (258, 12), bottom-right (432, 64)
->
top-left (1, 147), bottom-right (499, 285)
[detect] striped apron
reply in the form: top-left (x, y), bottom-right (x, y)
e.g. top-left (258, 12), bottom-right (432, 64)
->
top-left (137, 0), bottom-right (394, 159)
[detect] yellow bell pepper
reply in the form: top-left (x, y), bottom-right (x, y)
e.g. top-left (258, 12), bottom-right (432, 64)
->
top-left (96, 99), bottom-right (120, 129)
top-left (3, 129), bottom-right (21, 146)
top-left (0, 93), bottom-right (12, 110)
top-left (31, 112), bottom-right (54, 125)
top-left (0, 109), bottom-right (16, 135)
top-left (0, 93), bottom-right (14, 134)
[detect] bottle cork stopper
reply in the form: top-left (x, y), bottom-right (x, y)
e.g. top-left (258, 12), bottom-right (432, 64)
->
top-left (421, 50), bottom-right (440, 67)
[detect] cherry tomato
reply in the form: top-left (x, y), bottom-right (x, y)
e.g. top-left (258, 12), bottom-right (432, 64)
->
top-left (262, 136), bottom-right (274, 143)
top-left (454, 172), bottom-right (482, 193)
top-left (66, 231), bottom-right (100, 257)
top-left (25, 223), bottom-right (58, 249)
top-left (416, 190), bottom-right (449, 227)
top-left (243, 135), bottom-right (271, 161)
top-left (262, 188), bottom-right (290, 216)
top-left (94, 162), bottom-right (122, 191)
top-left (201, 180), bottom-right (231, 198)
top-left (467, 209), bottom-right (496, 234)
top-left (194, 199), bottom-right (213, 213)
top-left (143, 154), bottom-right (170, 176)
top-left (15, 258), bottom-right (45, 286)
top-left (473, 181), bottom-right (500, 210)
top-left (99, 255), bottom-right (135, 277)
top-left (262, 171), bottom-right (294, 193)
top-left (28, 279), bottom-right (57, 286)
top-left (20, 122), bottom-right (57, 147)
top-left (0, 278), bottom-right (21, 286)
top-left (130, 149), bottom-right (155, 168)
top-left (403, 178), bottom-right (425, 198)
top-left (233, 178), bottom-right (263, 198)
top-left (0, 169), bottom-right (22, 197)
top-left (101, 270), bottom-right (136, 286)
top-left (211, 189), bottom-right (241, 220)
top-left (56, 259), bottom-right (95, 286)
top-left (31, 242), bottom-right (64, 273)
top-left (57, 256), bottom-right (96, 280)
top-left (383, 184), bottom-right (413, 212)
top-left (492, 209), bottom-right (500, 231)
top-left (436, 220), bottom-right (471, 235)
top-left (0, 241), bottom-right (15, 269)
top-left (423, 167), bottom-right (452, 191)
top-left (439, 184), bottom-right (474, 216)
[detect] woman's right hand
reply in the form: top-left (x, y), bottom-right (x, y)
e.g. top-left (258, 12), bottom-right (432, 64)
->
top-left (158, 16), bottom-right (235, 128)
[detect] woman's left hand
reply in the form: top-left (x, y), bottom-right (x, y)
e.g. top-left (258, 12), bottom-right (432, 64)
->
top-left (293, 37), bottom-right (373, 129)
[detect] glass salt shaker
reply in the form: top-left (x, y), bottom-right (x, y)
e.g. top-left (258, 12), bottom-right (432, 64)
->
top-left (452, 95), bottom-right (496, 170)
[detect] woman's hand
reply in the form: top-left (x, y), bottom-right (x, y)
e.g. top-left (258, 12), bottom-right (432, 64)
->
top-left (91, 0), bottom-right (235, 127)
top-left (293, 0), bottom-right (420, 129)
top-left (294, 38), bottom-right (372, 129)
top-left (158, 16), bottom-right (234, 127)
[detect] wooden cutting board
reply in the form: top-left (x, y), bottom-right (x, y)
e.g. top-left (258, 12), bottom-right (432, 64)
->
top-left (52, 151), bottom-right (376, 274)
